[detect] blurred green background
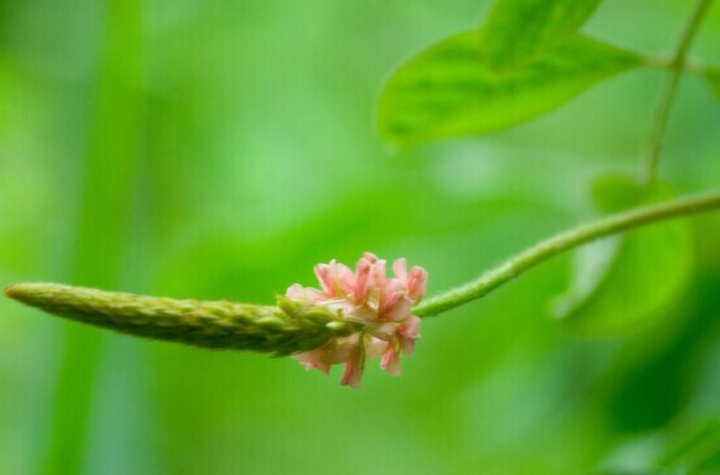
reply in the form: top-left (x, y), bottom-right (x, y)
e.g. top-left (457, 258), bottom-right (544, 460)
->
top-left (1, 0), bottom-right (720, 474)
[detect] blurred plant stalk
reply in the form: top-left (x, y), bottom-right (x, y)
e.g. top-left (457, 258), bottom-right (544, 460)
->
top-left (642, 0), bottom-right (715, 185)
top-left (40, 1), bottom-right (145, 474)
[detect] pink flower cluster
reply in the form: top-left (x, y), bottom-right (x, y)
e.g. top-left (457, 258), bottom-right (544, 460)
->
top-left (287, 253), bottom-right (428, 388)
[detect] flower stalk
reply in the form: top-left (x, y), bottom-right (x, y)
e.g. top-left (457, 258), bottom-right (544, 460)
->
top-left (5, 189), bottom-right (720, 380)
top-left (5, 283), bottom-right (354, 356)
top-left (413, 188), bottom-right (720, 317)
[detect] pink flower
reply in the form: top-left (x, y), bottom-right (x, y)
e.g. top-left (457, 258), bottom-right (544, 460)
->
top-left (287, 253), bottom-right (428, 388)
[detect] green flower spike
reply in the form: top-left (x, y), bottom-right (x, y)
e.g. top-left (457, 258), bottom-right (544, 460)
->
top-left (4, 283), bottom-right (356, 356)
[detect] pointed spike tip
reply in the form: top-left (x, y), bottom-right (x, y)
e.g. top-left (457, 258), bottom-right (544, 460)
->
top-left (4, 284), bottom-right (18, 298)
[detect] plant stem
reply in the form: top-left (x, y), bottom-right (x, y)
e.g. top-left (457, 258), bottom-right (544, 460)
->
top-left (641, 0), bottom-right (715, 185)
top-left (41, 1), bottom-right (143, 474)
top-left (414, 188), bottom-right (720, 317)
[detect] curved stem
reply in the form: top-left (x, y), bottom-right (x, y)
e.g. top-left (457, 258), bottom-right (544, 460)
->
top-left (414, 188), bottom-right (720, 317)
top-left (641, 0), bottom-right (714, 185)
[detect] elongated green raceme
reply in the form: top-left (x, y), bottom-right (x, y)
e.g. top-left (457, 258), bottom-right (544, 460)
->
top-left (4, 283), bottom-right (355, 356)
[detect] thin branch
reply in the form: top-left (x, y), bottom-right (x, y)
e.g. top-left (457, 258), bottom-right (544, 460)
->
top-left (414, 188), bottom-right (720, 317)
top-left (641, 0), bottom-right (715, 185)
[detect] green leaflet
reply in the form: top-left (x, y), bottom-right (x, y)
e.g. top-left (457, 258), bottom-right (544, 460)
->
top-left (704, 67), bottom-right (720, 102)
top-left (479, 0), bottom-right (603, 71)
top-left (553, 174), bottom-right (695, 335)
top-left (377, 32), bottom-right (640, 147)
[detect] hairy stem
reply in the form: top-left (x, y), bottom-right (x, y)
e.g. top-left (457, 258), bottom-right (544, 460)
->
top-left (414, 188), bottom-right (720, 317)
top-left (641, 0), bottom-right (715, 185)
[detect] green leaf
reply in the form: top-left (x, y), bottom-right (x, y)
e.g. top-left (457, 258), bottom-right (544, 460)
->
top-left (553, 175), bottom-right (695, 335)
top-left (479, 0), bottom-right (603, 71)
top-left (658, 420), bottom-right (720, 474)
top-left (377, 32), bottom-right (640, 147)
top-left (604, 276), bottom-right (720, 433)
top-left (703, 67), bottom-right (720, 102)
top-left (598, 420), bottom-right (720, 475)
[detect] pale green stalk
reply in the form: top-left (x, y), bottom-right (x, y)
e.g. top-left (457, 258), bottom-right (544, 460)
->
top-left (642, 0), bottom-right (715, 185)
top-left (414, 189), bottom-right (720, 317)
top-left (5, 283), bottom-right (354, 356)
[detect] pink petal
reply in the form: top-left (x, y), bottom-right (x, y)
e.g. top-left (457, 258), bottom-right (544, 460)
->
top-left (353, 257), bottom-right (372, 304)
top-left (378, 278), bottom-right (403, 315)
top-left (392, 258), bottom-right (408, 282)
top-left (340, 344), bottom-right (364, 389)
top-left (365, 336), bottom-right (390, 359)
top-left (305, 362), bottom-right (331, 375)
top-left (314, 263), bottom-right (335, 296)
top-left (335, 263), bottom-right (355, 296)
top-left (383, 296), bottom-right (413, 321)
top-left (407, 266), bottom-right (428, 301)
top-left (402, 315), bottom-right (422, 338)
top-left (326, 335), bottom-right (360, 363)
top-left (369, 322), bottom-right (397, 341)
top-left (286, 284), bottom-right (306, 301)
top-left (362, 252), bottom-right (379, 264)
top-left (381, 348), bottom-right (402, 377)
top-left (305, 288), bottom-right (328, 303)
top-left (322, 298), bottom-right (356, 318)
top-left (397, 315), bottom-right (421, 355)
top-left (346, 304), bottom-right (376, 325)
top-left (293, 334), bottom-right (358, 370)
top-left (372, 259), bottom-right (387, 288)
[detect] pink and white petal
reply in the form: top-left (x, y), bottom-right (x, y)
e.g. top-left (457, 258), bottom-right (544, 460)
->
top-left (322, 299), bottom-right (356, 319)
top-left (353, 258), bottom-right (372, 304)
top-left (293, 348), bottom-right (332, 372)
top-left (392, 258), bottom-right (408, 282)
top-left (305, 362), bottom-right (331, 375)
top-left (397, 316), bottom-right (422, 355)
top-left (304, 288), bottom-right (328, 303)
top-left (407, 266), bottom-right (428, 301)
top-left (372, 259), bottom-right (388, 288)
top-left (379, 285), bottom-right (400, 315)
top-left (314, 263), bottom-right (336, 296)
top-left (324, 334), bottom-right (360, 364)
top-left (339, 345), bottom-right (364, 389)
top-left (380, 278), bottom-right (405, 308)
top-left (399, 337), bottom-right (416, 356)
top-left (346, 304), bottom-right (377, 325)
top-left (381, 348), bottom-right (402, 377)
top-left (335, 263), bottom-right (355, 295)
top-left (285, 283), bottom-right (307, 301)
top-left (383, 296), bottom-right (413, 321)
top-left (364, 336), bottom-right (390, 359)
top-left (362, 252), bottom-right (379, 264)
top-left (369, 323), bottom-right (397, 342)
top-left (340, 362), bottom-right (363, 388)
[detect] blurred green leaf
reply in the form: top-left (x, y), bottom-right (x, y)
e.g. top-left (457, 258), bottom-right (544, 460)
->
top-left (657, 420), bottom-right (720, 474)
top-left (479, 0), bottom-right (603, 71)
top-left (377, 32), bottom-right (640, 147)
top-left (590, 174), bottom-right (642, 214)
top-left (604, 275), bottom-right (720, 434)
top-left (703, 68), bottom-right (720, 102)
top-left (593, 420), bottom-right (720, 475)
top-left (554, 175), bottom-right (695, 335)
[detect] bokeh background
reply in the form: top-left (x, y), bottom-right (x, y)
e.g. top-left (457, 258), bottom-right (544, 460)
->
top-left (1, 0), bottom-right (720, 474)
